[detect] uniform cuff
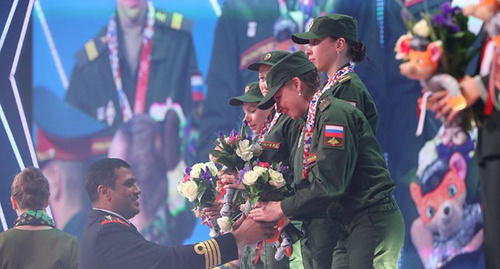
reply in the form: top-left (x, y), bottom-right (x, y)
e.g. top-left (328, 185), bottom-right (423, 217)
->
top-left (216, 233), bottom-right (239, 265)
top-left (476, 75), bottom-right (488, 103)
top-left (280, 197), bottom-right (295, 217)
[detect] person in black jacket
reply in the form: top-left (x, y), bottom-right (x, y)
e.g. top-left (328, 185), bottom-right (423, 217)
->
top-left (80, 158), bottom-right (277, 269)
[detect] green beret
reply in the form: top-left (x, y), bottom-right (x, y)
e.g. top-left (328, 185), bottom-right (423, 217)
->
top-left (258, 51), bottom-right (316, 110)
top-left (291, 14), bottom-right (358, 44)
top-left (247, 50), bottom-right (291, 71)
top-left (229, 82), bottom-right (263, 106)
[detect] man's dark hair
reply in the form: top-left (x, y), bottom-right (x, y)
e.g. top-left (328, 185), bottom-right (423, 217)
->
top-left (86, 158), bottom-right (130, 203)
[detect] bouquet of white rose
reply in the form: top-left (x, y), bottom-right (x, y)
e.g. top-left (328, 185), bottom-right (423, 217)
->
top-left (178, 161), bottom-right (221, 237)
top-left (240, 161), bottom-right (289, 207)
top-left (209, 122), bottom-right (262, 218)
top-left (240, 161), bottom-right (293, 260)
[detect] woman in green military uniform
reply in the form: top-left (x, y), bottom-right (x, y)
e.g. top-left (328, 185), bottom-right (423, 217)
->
top-left (249, 51), bottom-right (404, 268)
top-left (239, 51), bottom-right (305, 269)
top-left (291, 13), bottom-right (378, 134)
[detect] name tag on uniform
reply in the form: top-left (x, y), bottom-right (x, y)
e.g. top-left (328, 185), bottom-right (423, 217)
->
top-left (306, 153), bottom-right (317, 165)
top-left (261, 141), bottom-right (280, 150)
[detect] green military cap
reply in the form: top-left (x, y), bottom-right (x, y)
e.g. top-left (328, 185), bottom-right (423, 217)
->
top-left (247, 50), bottom-right (291, 71)
top-left (291, 14), bottom-right (358, 44)
top-left (229, 82), bottom-right (263, 106)
top-left (258, 51), bottom-right (316, 110)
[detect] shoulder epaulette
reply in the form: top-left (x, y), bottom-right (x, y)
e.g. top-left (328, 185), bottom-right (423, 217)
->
top-left (101, 215), bottom-right (130, 227)
top-left (155, 10), bottom-right (193, 33)
top-left (338, 74), bottom-right (352, 84)
top-left (318, 97), bottom-right (331, 112)
top-left (75, 30), bottom-right (107, 68)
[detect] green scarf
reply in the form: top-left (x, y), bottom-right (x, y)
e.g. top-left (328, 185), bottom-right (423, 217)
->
top-left (14, 210), bottom-right (55, 228)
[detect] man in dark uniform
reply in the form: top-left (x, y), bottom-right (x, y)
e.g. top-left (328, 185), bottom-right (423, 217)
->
top-left (428, 66), bottom-right (500, 269)
top-left (198, 0), bottom-right (335, 159)
top-left (65, 0), bottom-right (202, 163)
top-left (80, 158), bottom-right (277, 269)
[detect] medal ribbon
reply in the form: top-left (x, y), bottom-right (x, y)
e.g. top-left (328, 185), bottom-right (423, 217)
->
top-left (107, 1), bottom-right (155, 122)
top-left (301, 65), bottom-right (353, 179)
top-left (258, 109), bottom-right (281, 143)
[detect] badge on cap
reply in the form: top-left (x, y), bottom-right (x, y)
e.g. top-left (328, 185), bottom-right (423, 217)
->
top-left (323, 124), bottom-right (344, 148)
top-left (244, 86), bottom-right (250, 93)
top-left (264, 53), bottom-right (272, 61)
top-left (307, 19), bottom-right (315, 31)
top-left (106, 100), bottom-right (116, 126)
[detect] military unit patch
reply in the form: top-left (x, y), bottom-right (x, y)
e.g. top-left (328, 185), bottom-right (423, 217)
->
top-left (323, 124), bottom-right (344, 148)
top-left (261, 141), bottom-right (280, 150)
top-left (101, 215), bottom-right (130, 227)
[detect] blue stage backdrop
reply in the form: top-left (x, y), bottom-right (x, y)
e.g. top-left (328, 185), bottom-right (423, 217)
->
top-left (0, 0), bottom-right (487, 268)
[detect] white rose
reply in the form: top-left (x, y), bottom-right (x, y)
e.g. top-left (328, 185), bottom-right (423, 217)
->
top-left (242, 170), bottom-right (259, 186)
top-left (190, 163), bottom-right (205, 179)
top-left (217, 216), bottom-right (233, 233)
top-left (269, 169), bottom-right (286, 189)
top-left (183, 180), bottom-right (198, 202)
top-left (252, 143), bottom-right (263, 156)
top-left (413, 19), bottom-right (430, 38)
top-left (253, 166), bottom-right (267, 176)
top-left (177, 182), bottom-right (186, 197)
top-left (205, 162), bottom-right (218, 176)
top-left (236, 140), bottom-right (253, 161)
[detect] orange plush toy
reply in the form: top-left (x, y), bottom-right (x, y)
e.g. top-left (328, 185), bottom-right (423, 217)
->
top-left (410, 152), bottom-right (483, 268)
top-left (398, 36), bottom-right (467, 143)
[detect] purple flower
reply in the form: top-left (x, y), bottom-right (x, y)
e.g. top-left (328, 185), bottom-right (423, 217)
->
top-left (238, 165), bottom-right (250, 183)
top-left (217, 131), bottom-right (224, 141)
top-left (200, 167), bottom-right (212, 182)
top-left (401, 9), bottom-right (410, 23)
top-left (184, 166), bottom-right (192, 174)
top-left (229, 129), bottom-right (239, 138)
top-left (279, 164), bottom-right (288, 174)
top-left (432, 6), bottom-right (461, 33)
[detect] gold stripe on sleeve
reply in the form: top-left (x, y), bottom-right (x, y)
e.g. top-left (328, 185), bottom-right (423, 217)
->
top-left (194, 242), bottom-right (209, 269)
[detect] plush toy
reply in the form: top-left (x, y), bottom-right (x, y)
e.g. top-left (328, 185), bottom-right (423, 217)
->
top-left (410, 151), bottom-right (483, 269)
top-left (463, 0), bottom-right (499, 22)
top-left (398, 36), bottom-right (468, 143)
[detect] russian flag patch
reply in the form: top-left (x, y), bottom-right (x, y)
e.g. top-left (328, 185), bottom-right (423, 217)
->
top-left (323, 124), bottom-right (344, 148)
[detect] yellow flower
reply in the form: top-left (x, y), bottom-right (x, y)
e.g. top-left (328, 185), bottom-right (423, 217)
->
top-left (413, 19), bottom-right (430, 38)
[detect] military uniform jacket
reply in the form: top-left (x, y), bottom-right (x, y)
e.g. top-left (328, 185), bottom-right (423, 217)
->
top-left (80, 209), bottom-right (238, 269)
top-left (325, 71), bottom-right (379, 134)
top-left (476, 75), bottom-right (500, 161)
top-left (66, 10), bottom-right (198, 131)
top-left (280, 96), bottom-right (395, 220)
top-left (259, 111), bottom-right (304, 175)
